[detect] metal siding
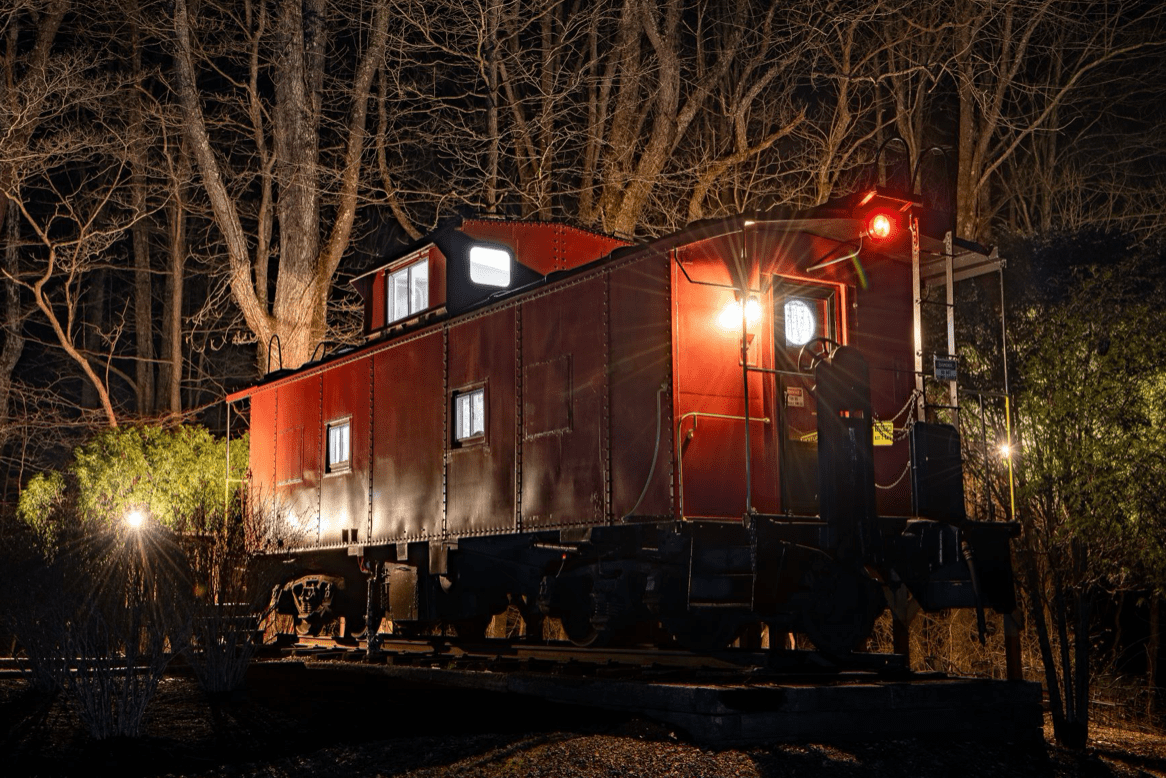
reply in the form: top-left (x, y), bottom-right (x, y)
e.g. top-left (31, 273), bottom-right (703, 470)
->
top-left (428, 246), bottom-right (447, 310)
top-left (447, 308), bottom-right (517, 536)
top-left (371, 332), bottom-right (445, 543)
top-left (275, 375), bottom-right (322, 547)
top-left (609, 254), bottom-right (675, 520)
top-left (320, 356), bottom-right (371, 545)
top-left (369, 270), bottom-right (386, 332)
top-left (671, 250), bottom-right (778, 519)
top-left (460, 220), bottom-right (628, 274)
top-left (853, 253), bottom-right (914, 515)
top-left (520, 277), bottom-right (607, 528)
top-left (245, 389), bottom-right (277, 552)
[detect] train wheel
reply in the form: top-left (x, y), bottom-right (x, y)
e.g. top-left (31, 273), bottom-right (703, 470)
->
top-left (798, 562), bottom-right (884, 658)
top-left (662, 613), bottom-right (739, 652)
top-left (562, 613), bottom-right (608, 647)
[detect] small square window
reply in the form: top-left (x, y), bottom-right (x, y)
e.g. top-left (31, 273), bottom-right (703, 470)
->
top-left (387, 259), bottom-right (429, 324)
top-left (469, 245), bottom-right (511, 287)
top-left (327, 420), bottom-right (351, 472)
top-left (454, 388), bottom-right (486, 442)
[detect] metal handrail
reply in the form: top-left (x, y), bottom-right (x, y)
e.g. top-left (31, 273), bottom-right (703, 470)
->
top-left (675, 411), bottom-right (770, 521)
top-left (266, 334), bottom-right (283, 374)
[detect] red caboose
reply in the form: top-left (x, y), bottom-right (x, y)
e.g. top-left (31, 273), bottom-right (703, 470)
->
top-left (227, 191), bottom-right (1017, 654)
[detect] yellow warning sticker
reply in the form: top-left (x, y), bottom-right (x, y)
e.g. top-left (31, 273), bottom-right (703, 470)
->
top-left (799, 424), bottom-right (894, 445)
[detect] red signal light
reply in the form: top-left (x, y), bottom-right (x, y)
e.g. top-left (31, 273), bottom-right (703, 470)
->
top-left (867, 212), bottom-right (895, 241)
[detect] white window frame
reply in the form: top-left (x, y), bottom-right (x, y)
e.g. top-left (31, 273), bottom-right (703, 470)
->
top-left (386, 259), bottom-right (429, 325)
top-left (453, 387), bottom-right (486, 444)
top-left (326, 418), bottom-right (352, 473)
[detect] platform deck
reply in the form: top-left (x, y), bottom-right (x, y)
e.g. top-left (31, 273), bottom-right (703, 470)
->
top-left (257, 660), bottom-right (1043, 747)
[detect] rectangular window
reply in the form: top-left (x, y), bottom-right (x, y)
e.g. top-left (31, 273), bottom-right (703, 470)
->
top-left (454, 388), bottom-right (486, 442)
top-left (469, 245), bottom-right (511, 287)
top-left (387, 260), bottom-right (429, 324)
top-left (327, 420), bottom-right (351, 472)
top-left (772, 279), bottom-right (837, 370)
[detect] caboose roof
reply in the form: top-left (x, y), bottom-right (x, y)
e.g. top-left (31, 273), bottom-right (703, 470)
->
top-left (351, 217), bottom-right (630, 285)
top-left (227, 193), bottom-right (1000, 402)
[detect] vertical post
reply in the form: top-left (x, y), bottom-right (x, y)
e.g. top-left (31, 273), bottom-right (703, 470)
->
top-left (999, 269), bottom-right (1017, 522)
top-left (911, 211), bottom-right (925, 421)
top-left (1003, 612), bottom-right (1023, 681)
top-left (366, 562), bottom-right (381, 660)
top-left (741, 226), bottom-right (753, 516)
top-left (225, 402), bottom-right (231, 519)
top-left (944, 231), bottom-right (957, 427)
top-left (893, 616), bottom-right (911, 661)
top-left (997, 269), bottom-right (1023, 682)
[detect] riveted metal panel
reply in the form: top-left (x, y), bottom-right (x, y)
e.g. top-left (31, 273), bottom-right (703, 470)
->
top-left (371, 331), bottom-right (445, 543)
top-left (520, 276), bottom-right (607, 528)
top-left (853, 253), bottom-right (915, 516)
top-left (274, 374), bottom-right (322, 547)
top-left (460, 220), bottom-right (628, 274)
top-left (446, 308), bottom-right (516, 536)
top-left (671, 244), bottom-right (778, 519)
top-left (609, 253), bottom-right (675, 520)
top-left (244, 389), bottom-right (277, 553)
top-left (319, 356), bottom-right (372, 547)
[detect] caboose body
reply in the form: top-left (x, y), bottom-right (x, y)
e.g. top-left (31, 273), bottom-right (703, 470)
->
top-left (227, 191), bottom-right (1017, 654)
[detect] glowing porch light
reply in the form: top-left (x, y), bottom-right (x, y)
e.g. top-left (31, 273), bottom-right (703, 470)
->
top-left (867, 212), bottom-right (894, 241)
top-left (717, 296), bottom-right (762, 331)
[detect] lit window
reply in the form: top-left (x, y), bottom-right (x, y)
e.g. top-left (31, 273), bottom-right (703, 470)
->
top-left (387, 260), bottom-right (429, 324)
top-left (327, 420), bottom-right (351, 472)
top-left (469, 245), bottom-right (511, 287)
top-left (785, 298), bottom-right (816, 346)
top-left (454, 388), bottom-right (486, 442)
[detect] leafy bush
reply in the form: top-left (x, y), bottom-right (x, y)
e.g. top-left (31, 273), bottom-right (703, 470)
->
top-left (17, 425), bottom-right (248, 543)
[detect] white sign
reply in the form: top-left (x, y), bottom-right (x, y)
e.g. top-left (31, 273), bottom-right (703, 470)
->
top-left (934, 356), bottom-right (958, 383)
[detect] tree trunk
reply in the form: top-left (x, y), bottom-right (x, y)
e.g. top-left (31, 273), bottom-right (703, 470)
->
top-left (175, 0), bottom-right (390, 373)
top-left (1023, 547), bottom-right (1069, 740)
top-left (1149, 592), bottom-right (1161, 715)
top-left (129, 0), bottom-right (154, 415)
top-left (0, 201), bottom-right (24, 447)
top-left (158, 148), bottom-right (187, 416)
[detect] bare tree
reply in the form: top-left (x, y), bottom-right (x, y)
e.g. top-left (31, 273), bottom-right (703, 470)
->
top-left (0, 2), bottom-right (69, 442)
top-left (172, 0), bottom-right (391, 372)
top-left (1, 7), bottom-right (133, 427)
top-left (944, 0), bottom-right (1166, 241)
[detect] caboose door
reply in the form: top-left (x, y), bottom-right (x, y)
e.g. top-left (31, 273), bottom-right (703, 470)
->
top-left (772, 279), bottom-right (839, 515)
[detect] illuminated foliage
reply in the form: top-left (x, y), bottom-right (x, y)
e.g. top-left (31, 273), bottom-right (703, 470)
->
top-left (17, 425), bottom-right (249, 543)
top-left (998, 232), bottom-right (1166, 746)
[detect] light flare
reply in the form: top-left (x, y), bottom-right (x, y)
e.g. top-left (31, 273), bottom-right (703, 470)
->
top-left (717, 296), bottom-right (762, 331)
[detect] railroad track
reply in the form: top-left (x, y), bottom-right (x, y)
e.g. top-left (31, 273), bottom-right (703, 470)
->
top-left (258, 633), bottom-right (913, 681)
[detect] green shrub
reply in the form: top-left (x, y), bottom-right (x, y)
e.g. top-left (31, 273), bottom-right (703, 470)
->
top-left (17, 425), bottom-right (249, 544)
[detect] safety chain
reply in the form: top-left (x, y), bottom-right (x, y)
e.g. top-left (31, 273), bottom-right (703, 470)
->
top-left (872, 389), bottom-right (923, 442)
top-left (875, 461), bottom-right (912, 491)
